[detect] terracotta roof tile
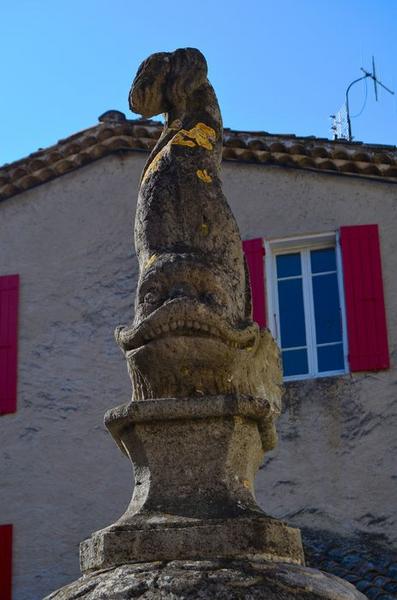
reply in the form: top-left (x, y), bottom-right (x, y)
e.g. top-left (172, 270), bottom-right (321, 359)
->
top-left (339, 161), bottom-right (360, 173)
top-left (269, 142), bottom-right (287, 153)
top-left (1, 111), bottom-right (397, 201)
top-left (374, 153), bottom-right (394, 165)
top-left (296, 155), bottom-right (317, 169)
top-left (311, 146), bottom-right (329, 158)
top-left (332, 149), bottom-right (350, 160)
top-left (247, 139), bottom-right (268, 151)
top-left (289, 143), bottom-right (307, 155)
top-left (360, 163), bottom-right (381, 176)
top-left (352, 151), bottom-right (371, 162)
top-left (275, 152), bottom-right (295, 166)
top-left (384, 166), bottom-right (397, 177)
top-left (303, 529), bottom-right (397, 600)
top-left (317, 158), bottom-right (338, 171)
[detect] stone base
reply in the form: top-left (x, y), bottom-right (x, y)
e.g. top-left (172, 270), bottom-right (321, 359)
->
top-left (80, 516), bottom-right (304, 573)
top-left (45, 559), bottom-right (366, 599)
top-left (80, 395), bottom-right (304, 574)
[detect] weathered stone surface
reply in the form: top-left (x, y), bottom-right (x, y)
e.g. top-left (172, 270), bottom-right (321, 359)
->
top-left (81, 395), bottom-right (303, 572)
top-left (115, 48), bottom-right (282, 445)
top-left (105, 394), bottom-right (279, 461)
top-left (45, 559), bottom-right (366, 599)
top-left (75, 47), bottom-right (302, 585)
top-left (80, 517), bottom-right (304, 573)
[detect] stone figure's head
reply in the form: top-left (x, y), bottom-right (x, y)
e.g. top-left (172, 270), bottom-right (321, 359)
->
top-left (116, 247), bottom-right (282, 432)
top-left (129, 48), bottom-right (208, 118)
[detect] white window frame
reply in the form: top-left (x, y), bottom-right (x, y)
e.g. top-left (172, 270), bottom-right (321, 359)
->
top-left (265, 232), bottom-right (349, 381)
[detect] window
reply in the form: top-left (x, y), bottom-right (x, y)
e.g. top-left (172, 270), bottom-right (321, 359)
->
top-left (243, 225), bottom-right (389, 380)
top-left (266, 234), bottom-right (347, 380)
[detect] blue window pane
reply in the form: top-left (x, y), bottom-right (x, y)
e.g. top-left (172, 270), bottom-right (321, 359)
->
top-left (317, 343), bottom-right (344, 372)
top-left (276, 253), bottom-right (301, 278)
top-left (311, 248), bottom-right (336, 273)
top-left (282, 349), bottom-right (309, 376)
top-left (312, 273), bottom-right (342, 344)
top-left (278, 278), bottom-right (306, 348)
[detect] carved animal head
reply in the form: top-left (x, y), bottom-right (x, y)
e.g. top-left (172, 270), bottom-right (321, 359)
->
top-left (129, 48), bottom-right (208, 118)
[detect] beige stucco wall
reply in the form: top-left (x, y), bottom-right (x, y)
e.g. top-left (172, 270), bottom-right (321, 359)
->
top-left (224, 163), bottom-right (397, 544)
top-left (1, 153), bottom-right (396, 599)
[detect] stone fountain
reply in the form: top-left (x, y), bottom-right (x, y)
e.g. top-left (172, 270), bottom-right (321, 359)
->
top-left (45, 48), bottom-right (365, 599)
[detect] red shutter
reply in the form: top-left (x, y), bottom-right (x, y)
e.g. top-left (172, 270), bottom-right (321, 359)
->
top-left (0, 524), bottom-right (13, 600)
top-left (242, 238), bottom-right (266, 328)
top-left (340, 225), bottom-right (389, 371)
top-left (0, 275), bottom-right (19, 415)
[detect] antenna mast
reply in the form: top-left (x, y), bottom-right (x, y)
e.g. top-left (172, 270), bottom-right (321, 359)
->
top-left (331, 57), bottom-right (394, 142)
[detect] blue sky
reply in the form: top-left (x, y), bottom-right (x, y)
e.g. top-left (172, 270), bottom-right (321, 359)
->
top-left (1, 0), bottom-right (396, 165)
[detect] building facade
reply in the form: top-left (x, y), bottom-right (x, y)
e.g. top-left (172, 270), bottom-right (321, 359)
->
top-left (1, 111), bottom-right (397, 599)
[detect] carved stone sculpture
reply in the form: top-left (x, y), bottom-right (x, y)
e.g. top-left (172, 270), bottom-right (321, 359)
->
top-left (45, 49), bottom-right (366, 600)
top-left (77, 46), bottom-right (299, 569)
top-left (115, 48), bottom-right (281, 453)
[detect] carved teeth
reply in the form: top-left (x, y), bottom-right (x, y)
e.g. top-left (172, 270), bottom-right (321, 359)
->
top-left (136, 317), bottom-right (254, 351)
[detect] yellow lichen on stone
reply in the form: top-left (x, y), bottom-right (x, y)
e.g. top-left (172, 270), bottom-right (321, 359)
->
top-left (200, 223), bottom-right (209, 236)
top-left (171, 122), bottom-right (216, 150)
top-left (171, 132), bottom-right (196, 148)
top-left (196, 169), bottom-right (212, 183)
top-left (142, 147), bottom-right (167, 183)
top-left (144, 254), bottom-right (158, 270)
top-left (190, 122), bottom-right (216, 150)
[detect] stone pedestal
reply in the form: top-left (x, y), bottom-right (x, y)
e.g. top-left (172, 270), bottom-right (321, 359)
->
top-left (46, 559), bottom-right (366, 599)
top-left (47, 394), bottom-right (365, 599)
top-left (80, 395), bottom-right (304, 572)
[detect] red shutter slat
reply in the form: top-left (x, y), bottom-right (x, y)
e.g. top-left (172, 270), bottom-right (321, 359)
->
top-left (0, 274), bottom-right (19, 415)
top-left (340, 225), bottom-right (389, 371)
top-left (0, 524), bottom-right (13, 600)
top-left (242, 238), bottom-right (266, 328)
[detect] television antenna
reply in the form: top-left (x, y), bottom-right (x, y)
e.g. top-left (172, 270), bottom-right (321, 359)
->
top-left (330, 57), bottom-right (394, 141)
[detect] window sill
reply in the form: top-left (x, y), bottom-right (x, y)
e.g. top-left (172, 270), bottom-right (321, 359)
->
top-left (283, 369), bottom-right (347, 383)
